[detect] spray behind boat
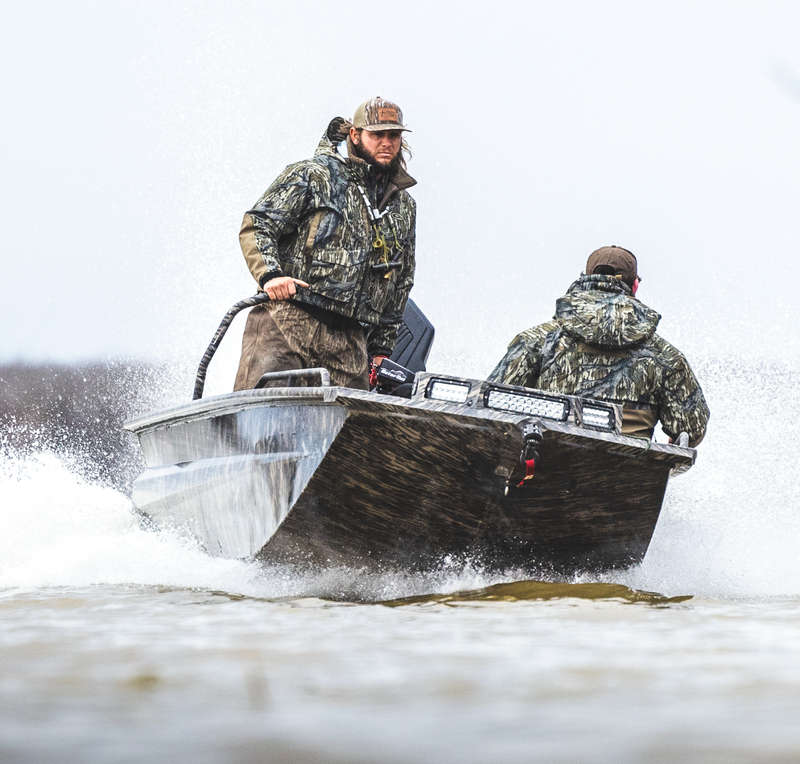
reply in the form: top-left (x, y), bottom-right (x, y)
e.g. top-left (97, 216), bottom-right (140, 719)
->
top-left (192, 291), bottom-right (434, 400)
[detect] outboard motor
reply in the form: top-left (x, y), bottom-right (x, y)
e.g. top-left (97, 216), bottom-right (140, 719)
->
top-left (392, 299), bottom-right (435, 373)
top-left (372, 299), bottom-right (435, 398)
top-left (374, 358), bottom-right (416, 397)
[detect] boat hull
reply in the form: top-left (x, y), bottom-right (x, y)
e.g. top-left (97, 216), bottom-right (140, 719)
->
top-left (125, 380), bottom-right (694, 573)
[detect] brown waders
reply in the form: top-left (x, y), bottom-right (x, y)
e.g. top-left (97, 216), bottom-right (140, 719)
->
top-left (233, 300), bottom-right (370, 391)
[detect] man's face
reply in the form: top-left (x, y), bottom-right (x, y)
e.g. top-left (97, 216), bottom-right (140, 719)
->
top-left (350, 128), bottom-right (403, 173)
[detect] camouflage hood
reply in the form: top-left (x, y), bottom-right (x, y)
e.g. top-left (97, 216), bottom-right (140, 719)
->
top-left (555, 275), bottom-right (661, 349)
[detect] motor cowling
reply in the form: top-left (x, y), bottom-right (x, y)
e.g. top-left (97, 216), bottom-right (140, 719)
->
top-left (374, 358), bottom-right (416, 398)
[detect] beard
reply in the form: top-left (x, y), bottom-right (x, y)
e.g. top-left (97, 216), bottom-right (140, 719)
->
top-left (351, 139), bottom-right (403, 176)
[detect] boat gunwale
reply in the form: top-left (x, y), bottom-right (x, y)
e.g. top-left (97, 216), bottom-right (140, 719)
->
top-left (122, 387), bottom-right (342, 433)
top-left (124, 385), bottom-right (695, 469)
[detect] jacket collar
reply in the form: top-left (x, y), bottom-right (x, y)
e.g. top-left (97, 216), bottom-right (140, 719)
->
top-left (569, 274), bottom-right (634, 296)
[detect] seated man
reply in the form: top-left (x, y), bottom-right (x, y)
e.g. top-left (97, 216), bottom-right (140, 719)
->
top-left (488, 246), bottom-right (709, 446)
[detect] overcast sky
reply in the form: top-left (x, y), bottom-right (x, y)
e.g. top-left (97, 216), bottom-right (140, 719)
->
top-left (2, 1), bottom-right (800, 389)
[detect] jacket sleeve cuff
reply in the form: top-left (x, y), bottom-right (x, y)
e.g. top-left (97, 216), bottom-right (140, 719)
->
top-left (368, 345), bottom-right (392, 358)
top-left (258, 270), bottom-right (285, 288)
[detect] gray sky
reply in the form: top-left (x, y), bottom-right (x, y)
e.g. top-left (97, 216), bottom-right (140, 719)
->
top-left (2, 1), bottom-right (799, 389)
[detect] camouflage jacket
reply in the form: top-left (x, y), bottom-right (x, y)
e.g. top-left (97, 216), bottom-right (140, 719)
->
top-left (488, 275), bottom-right (710, 446)
top-left (239, 119), bottom-right (417, 355)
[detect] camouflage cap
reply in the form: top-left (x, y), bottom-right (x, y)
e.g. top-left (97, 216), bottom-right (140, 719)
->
top-left (353, 97), bottom-right (411, 132)
top-left (586, 246), bottom-right (639, 285)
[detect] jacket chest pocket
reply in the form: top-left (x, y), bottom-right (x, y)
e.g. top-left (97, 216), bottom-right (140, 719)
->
top-left (306, 247), bottom-right (364, 304)
top-left (301, 208), bottom-right (347, 260)
top-left (365, 264), bottom-right (400, 314)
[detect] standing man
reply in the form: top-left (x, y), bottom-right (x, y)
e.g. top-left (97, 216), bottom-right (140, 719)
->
top-left (233, 97), bottom-right (416, 391)
top-left (489, 246), bottom-right (710, 446)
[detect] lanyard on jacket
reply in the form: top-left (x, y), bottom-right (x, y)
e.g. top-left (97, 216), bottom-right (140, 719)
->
top-left (356, 183), bottom-right (402, 279)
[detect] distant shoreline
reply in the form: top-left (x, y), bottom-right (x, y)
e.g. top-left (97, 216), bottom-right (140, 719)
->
top-left (1, 361), bottom-right (172, 494)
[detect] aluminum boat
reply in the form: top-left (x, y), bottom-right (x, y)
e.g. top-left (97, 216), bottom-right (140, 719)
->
top-left (124, 296), bottom-right (694, 573)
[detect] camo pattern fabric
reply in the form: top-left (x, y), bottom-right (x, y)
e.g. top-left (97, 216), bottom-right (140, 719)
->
top-left (488, 275), bottom-right (710, 445)
top-left (239, 118), bottom-right (417, 355)
top-left (233, 301), bottom-right (369, 391)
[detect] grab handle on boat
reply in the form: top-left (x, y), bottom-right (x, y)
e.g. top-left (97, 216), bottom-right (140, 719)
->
top-left (193, 293), bottom-right (271, 400)
top-left (676, 432), bottom-right (689, 448)
top-left (254, 368), bottom-right (331, 389)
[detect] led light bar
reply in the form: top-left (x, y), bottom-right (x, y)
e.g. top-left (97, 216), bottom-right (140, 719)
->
top-left (426, 379), bottom-right (471, 403)
top-left (580, 404), bottom-right (615, 430)
top-left (485, 388), bottom-right (569, 420)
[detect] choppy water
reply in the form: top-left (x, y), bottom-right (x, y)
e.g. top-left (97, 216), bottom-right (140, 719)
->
top-left (2, 359), bottom-right (800, 762)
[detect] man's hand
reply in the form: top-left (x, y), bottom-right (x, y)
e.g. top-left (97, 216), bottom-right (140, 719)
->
top-left (265, 276), bottom-right (310, 301)
top-left (369, 355), bottom-right (388, 388)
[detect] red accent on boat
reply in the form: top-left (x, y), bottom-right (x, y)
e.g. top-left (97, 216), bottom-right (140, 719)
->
top-left (517, 459), bottom-right (536, 487)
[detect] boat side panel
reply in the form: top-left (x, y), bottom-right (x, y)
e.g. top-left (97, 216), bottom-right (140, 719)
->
top-left (257, 405), bottom-right (673, 572)
top-left (481, 433), bottom-right (670, 570)
top-left (258, 406), bottom-right (521, 569)
top-left (131, 404), bottom-right (348, 558)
